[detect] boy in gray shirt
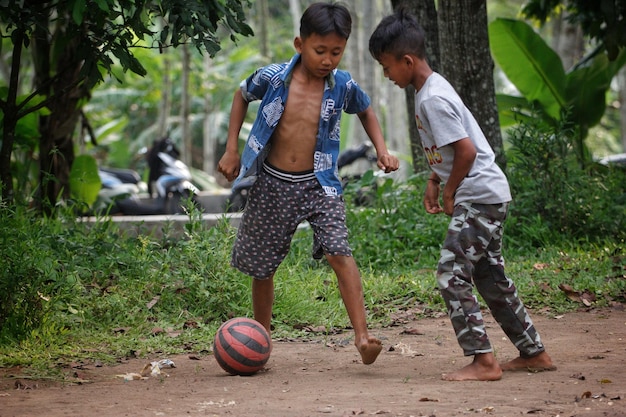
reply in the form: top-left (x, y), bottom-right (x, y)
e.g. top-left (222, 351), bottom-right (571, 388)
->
top-left (369, 10), bottom-right (555, 381)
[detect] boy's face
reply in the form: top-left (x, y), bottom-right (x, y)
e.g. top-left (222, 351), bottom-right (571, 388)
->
top-left (376, 52), bottom-right (413, 89)
top-left (295, 33), bottom-right (347, 78)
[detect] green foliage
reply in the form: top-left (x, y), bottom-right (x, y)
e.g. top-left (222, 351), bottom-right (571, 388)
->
top-left (489, 18), bottom-right (567, 121)
top-left (489, 18), bottom-right (626, 167)
top-left (0, 0), bottom-right (256, 207)
top-left (521, 0), bottom-right (626, 60)
top-left (1, 155), bottom-right (624, 373)
top-left (505, 119), bottom-right (626, 247)
top-left (343, 172), bottom-right (448, 273)
top-left (69, 154), bottom-right (102, 209)
top-left (84, 40), bottom-right (267, 171)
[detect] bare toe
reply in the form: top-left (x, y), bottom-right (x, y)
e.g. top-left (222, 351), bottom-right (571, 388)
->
top-left (359, 337), bottom-right (382, 365)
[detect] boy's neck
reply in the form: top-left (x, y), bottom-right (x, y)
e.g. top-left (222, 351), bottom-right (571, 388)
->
top-left (413, 61), bottom-right (433, 92)
top-left (293, 61), bottom-right (328, 85)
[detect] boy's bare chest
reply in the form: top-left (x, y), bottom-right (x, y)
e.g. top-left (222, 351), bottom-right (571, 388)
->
top-left (285, 85), bottom-right (323, 116)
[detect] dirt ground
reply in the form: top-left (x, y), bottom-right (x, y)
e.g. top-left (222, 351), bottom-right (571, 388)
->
top-left (1, 307), bottom-right (625, 417)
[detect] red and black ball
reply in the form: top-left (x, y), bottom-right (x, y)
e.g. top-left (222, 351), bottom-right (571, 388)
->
top-left (213, 317), bottom-right (271, 376)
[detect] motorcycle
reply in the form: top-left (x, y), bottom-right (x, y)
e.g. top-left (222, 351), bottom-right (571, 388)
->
top-left (226, 143), bottom-right (378, 212)
top-left (94, 166), bottom-right (148, 215)
top-left (98, 137), bottom-right (204, 215)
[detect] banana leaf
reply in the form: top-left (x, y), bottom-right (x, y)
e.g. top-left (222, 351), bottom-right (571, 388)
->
top-left (489, 18), bottom-right (566, 121)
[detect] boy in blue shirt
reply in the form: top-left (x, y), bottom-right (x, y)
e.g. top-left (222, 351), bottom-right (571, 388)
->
top-left (218, 2), bottom-right (398, 365)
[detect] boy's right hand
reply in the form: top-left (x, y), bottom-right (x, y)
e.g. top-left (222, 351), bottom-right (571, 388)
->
top-left (377, 153), bottom-right (400, 173)
top-left (423, 181), bottom-right (444, 214)
top-left (217, 151), bottom-right (241, 182)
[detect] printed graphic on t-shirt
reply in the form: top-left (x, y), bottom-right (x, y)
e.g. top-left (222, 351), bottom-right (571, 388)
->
top-left (423, 145), bottom-right (443, 166)
top-left (415, 115), bottom-right (425, 132)
top-left (321, 98), bottom-right (336, 122)
top-left (323, 185), bottom-right (338, 196)
top-left (416, 115), bottom-right (442, 166)
top-left (248, 135), bottom-right (263, 154)
top-left (330, 120), bottom-right (340, 141)
top-left (263, 97), bottom-right (283, 128)
top-left (314, 151), bottom-right (333, 172)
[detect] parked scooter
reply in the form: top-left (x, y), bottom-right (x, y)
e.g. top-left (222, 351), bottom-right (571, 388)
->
top-left (226, 143), bottom-right (378, 212)
top-left (103, 137), bottom-right (203, 215)
top-left (94, 166), bottom-right (147, 215)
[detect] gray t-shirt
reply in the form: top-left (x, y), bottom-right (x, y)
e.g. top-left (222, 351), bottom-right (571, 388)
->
top-left (415, 72), bottom-right (511, 205)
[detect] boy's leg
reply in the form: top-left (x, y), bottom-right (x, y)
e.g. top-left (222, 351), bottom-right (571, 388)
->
top-left (474, 258), bottom-right (555, 371)
top-left (252, 275), bottom-right (275, 336)
top-left (467, 203), bottom-right (554, 372)
top-left (437, 203), bottom-right (502, 381)
top-left (326, 255), bottom-right (382, 365)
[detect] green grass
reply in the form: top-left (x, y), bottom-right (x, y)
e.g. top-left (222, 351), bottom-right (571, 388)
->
top-left (0, 178), bottom-right (624, 379)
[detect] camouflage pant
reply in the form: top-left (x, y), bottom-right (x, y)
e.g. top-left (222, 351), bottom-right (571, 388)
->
top-left (437, 202), bottom-right (545, 358)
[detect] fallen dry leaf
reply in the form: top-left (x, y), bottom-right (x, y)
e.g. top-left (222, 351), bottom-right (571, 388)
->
top-left (559, 283), bottom-right (581, 302)
top-left (580, 290), bottom-right (597, 306)
top-left (146, 296), bottom-right (159, 309)
top-left (388, 342), bottom-right (423, 357)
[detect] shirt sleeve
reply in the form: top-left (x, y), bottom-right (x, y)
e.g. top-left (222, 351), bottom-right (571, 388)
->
top-left (342, 76), bottom-right (371, 114)
top-left (421, 95), bottom-right (468, 148)
top-left (240, 67), bottom-right (269, 103)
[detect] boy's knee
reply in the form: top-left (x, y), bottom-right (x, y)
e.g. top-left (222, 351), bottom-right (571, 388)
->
top-left (325, 254), bottom-right (355, 269)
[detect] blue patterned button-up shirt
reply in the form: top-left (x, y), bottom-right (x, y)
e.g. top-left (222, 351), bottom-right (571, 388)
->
top-left (234, 53), bottom-right (371, 196)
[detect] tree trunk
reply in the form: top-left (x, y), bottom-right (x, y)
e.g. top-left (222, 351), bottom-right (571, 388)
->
top-left (33, 12), bottom-right (87, 214)
top-left (157, 53), bottom-right (171, 140)
top-left (345, 1), bottom-right (365, 148)
top-left (181, 44), bottom-right (191, 165)
top-left (0, 28), bottom-right (24, 204)
top-left (288, 0), bottom-right (301, 39)
top-left (258, 0), bottom-right (270, 59)
top-left (37, 51), bottom-right (84, 214)
top-left (391, 0), bottom-right (439, 173)
top-left (438, 0), bottom-right (506, 168)
top-left (203, 54), bottom-right (216, 177)
top-left (551, 10), bottom-right (584, 72)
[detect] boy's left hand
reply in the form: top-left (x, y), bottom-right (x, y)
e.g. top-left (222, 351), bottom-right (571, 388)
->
top-left (377, 153), bottom-right (399, 173)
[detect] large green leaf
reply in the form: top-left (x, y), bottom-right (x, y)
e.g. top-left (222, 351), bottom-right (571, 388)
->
top-left (495, 94), bottom-right (534, 127)
top-left (565, 49), bottom-right (626, 128)
top-left (70, 155), bottom-right (102, 207)
top-left (489, 18), bottom-right (566, 121)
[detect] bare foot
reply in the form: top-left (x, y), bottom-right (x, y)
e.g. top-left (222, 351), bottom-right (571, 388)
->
top-left (441, 353), bottom-right (503, 381)
top-left (500, 351), bottom-right (556, 372)
top-left (357, 336), bottom-right (382, 365)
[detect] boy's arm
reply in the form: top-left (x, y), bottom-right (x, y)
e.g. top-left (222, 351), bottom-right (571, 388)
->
top-left (357, 106), bottom-right (399, 173)
top-left (218, 90), bottom-right (249, 182)
top-left (424, 173), bottom-right (443, 214)
top-left (442, 137), bottom-right (476, 215)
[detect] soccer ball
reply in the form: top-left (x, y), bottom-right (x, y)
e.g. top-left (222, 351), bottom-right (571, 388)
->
top-left (213, 317), bottom-right (271, 375)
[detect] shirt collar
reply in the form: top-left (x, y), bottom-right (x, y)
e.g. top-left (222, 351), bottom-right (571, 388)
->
top-left (282, 53), bottom-right (336, 90)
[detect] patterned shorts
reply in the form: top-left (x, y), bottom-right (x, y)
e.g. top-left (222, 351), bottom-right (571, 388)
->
top-left (231, 163), bottom-right (352, 279)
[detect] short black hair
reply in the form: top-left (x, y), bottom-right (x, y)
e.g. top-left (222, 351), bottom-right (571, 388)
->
top-left (300, 2), bottom-right (352, 40)
top-left (369, 9), bottom-right (426, 60)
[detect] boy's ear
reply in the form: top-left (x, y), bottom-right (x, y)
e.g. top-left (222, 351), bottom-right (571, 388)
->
top-left (404, 54), bottom-right (416, 68)
top-left (294, 36), bottom-right (303, 52)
